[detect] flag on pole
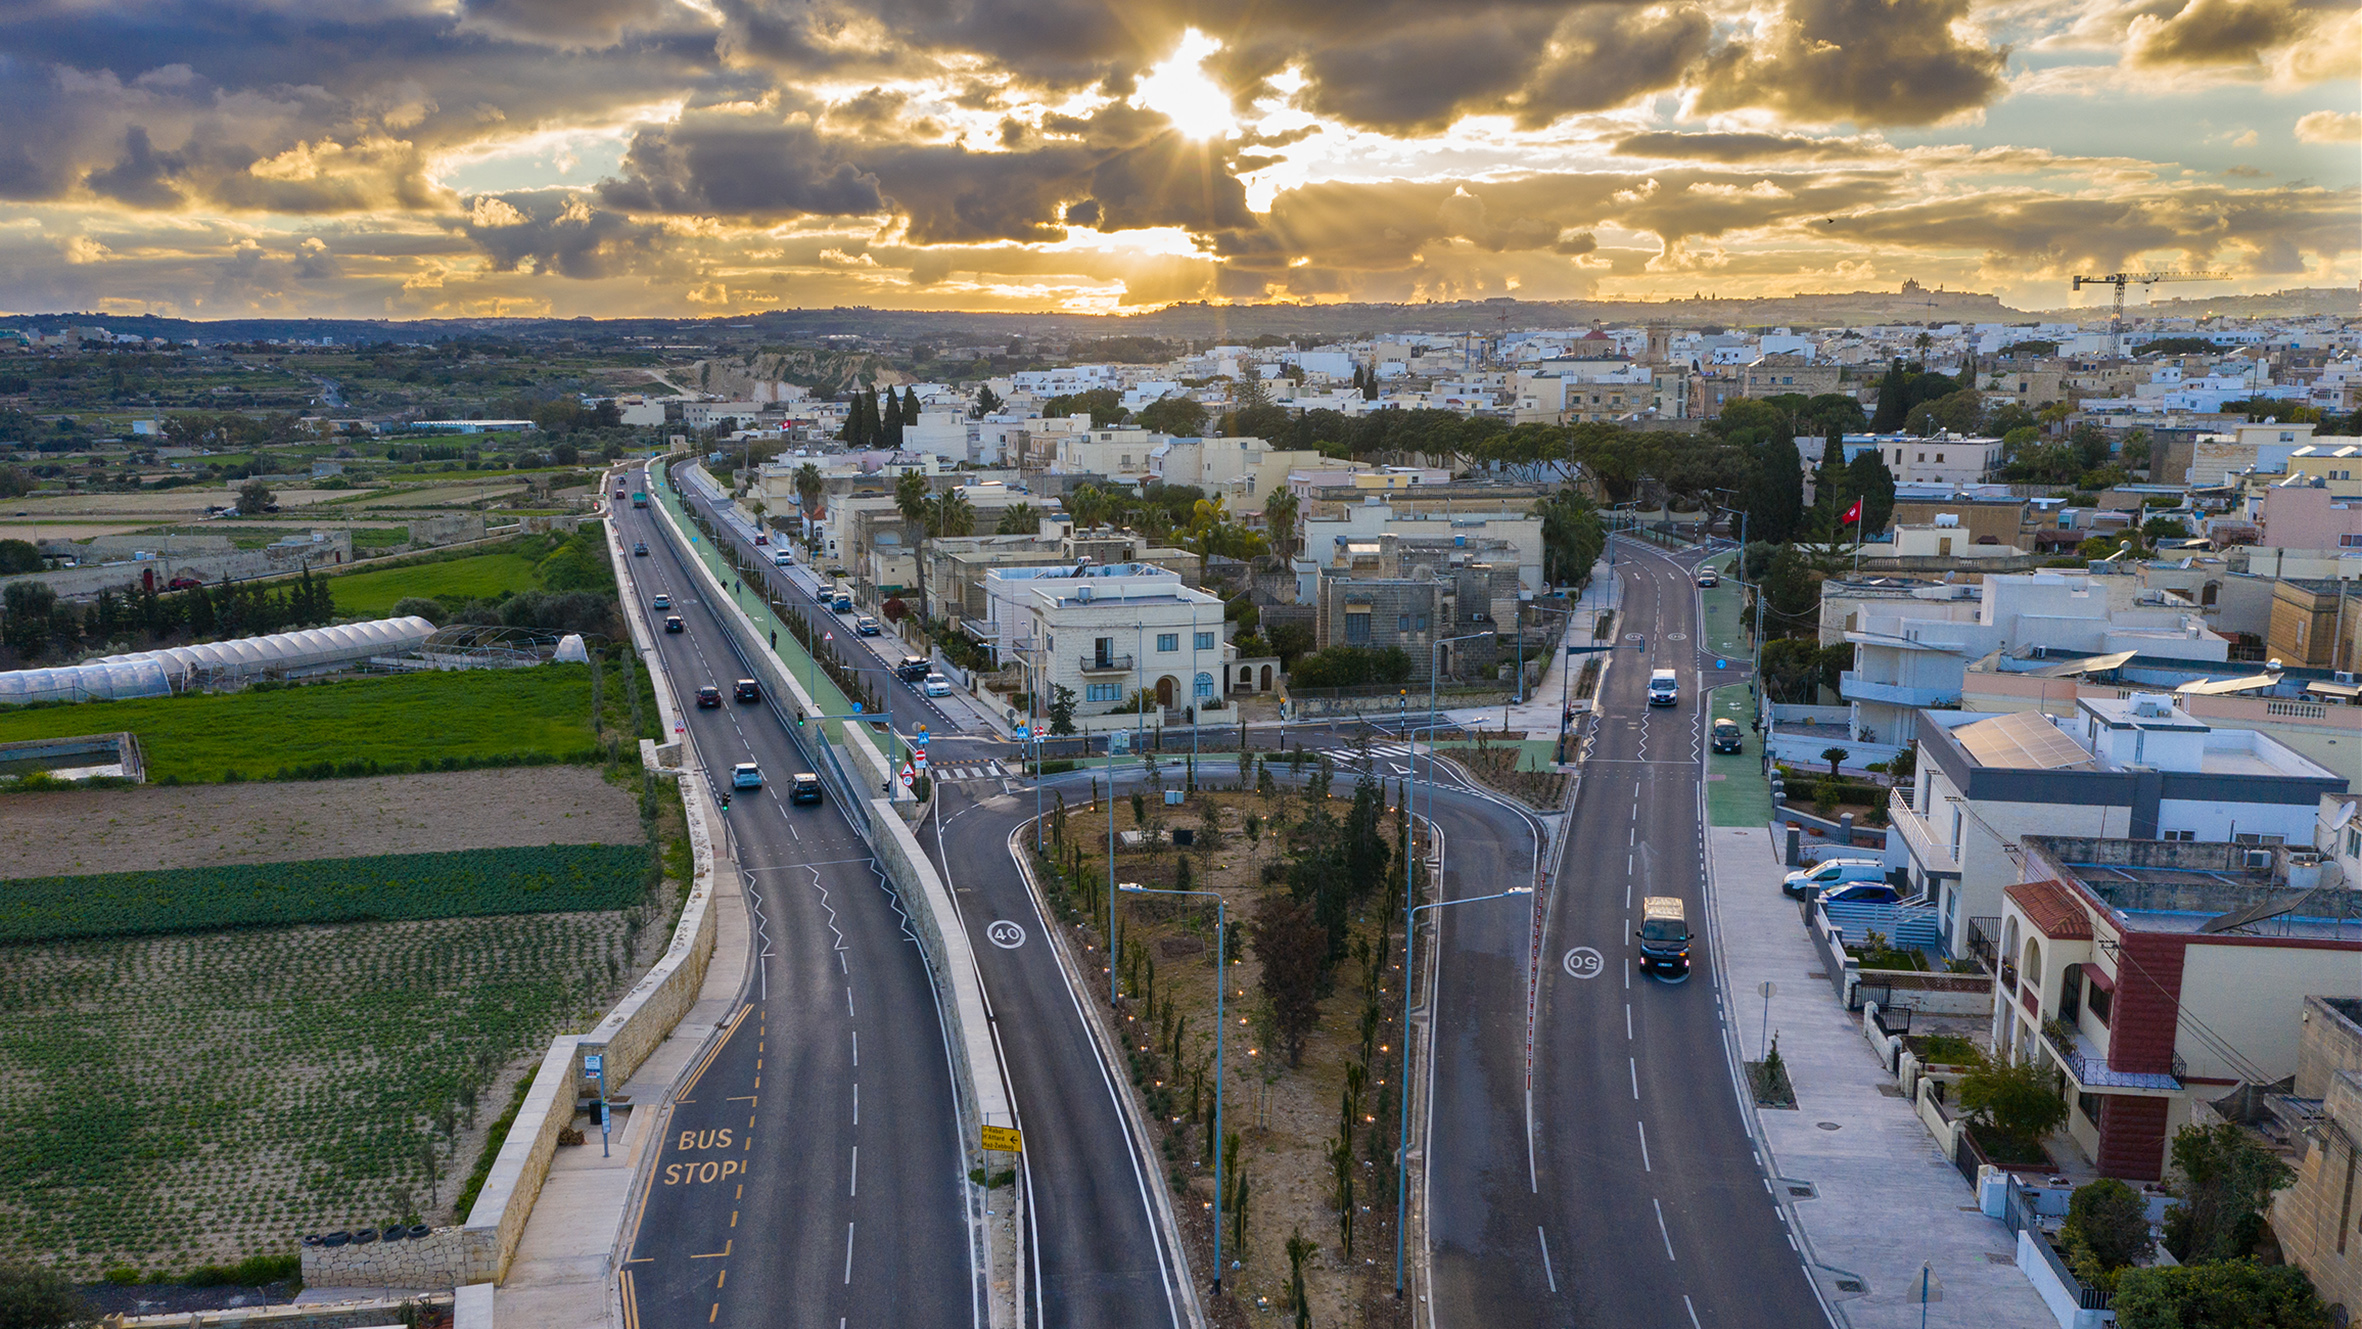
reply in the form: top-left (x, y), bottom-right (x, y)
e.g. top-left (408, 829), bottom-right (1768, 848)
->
top-left (1841, 497), bottom-right (1863, 525)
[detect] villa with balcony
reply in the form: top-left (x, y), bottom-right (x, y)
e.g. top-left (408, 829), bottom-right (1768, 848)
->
top-left (1896, 694), bottom-right (2345, 957)
top-left (1995, 837), bottom-right (2361, 1180)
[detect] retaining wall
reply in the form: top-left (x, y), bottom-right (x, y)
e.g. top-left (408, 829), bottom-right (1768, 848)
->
top-left (113, 1295), bottom-right (452, 1329)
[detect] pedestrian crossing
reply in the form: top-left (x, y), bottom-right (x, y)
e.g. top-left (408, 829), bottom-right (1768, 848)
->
top-left (1316, 743), bottom-right (1417, 766)
top-left (927, 760), bottom-right (1011, 783)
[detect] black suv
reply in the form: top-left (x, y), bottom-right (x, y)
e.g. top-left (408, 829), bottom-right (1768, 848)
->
top-left (896, 655), bottom-right (931, 683)
top-left (789, 773), bottom-right (823, 805)
top-left (664, 615), bottom-right (685, 634)
top-left (696, 685), bottom-right (721, 709)
top-left (733, 678), bottom-right (761, 703)
top-left (633, 541), bottom-right (649, 556)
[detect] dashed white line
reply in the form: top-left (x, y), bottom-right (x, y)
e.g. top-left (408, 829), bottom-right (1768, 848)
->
top-left (1655, 1198), bottom-right (1677, 1261)
top-left (852, 1082), bottom-right (859, 1126)
top-left (851, 1029), bottom-right (859, 1067)
top-left (849, 1145), bottom-right (859, 1197)
top-left (843, 1221), bottom-right (856, 1283)
top-left (1638, 1120), bottom-right (1652, 1172)
top-left (1630, 1058), bottom-right (1640, 1099)
top-left (1625, 1004), bottom-right (1633, 1040)
top-left (1537, 1227), bottom-right (1558, 1293)
top-left (1686, 1294), bottom-right (1703, 1328)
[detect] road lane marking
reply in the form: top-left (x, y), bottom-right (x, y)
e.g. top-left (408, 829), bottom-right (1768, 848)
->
top-left (846, 986), bottom-right (855, 1018)
top-left (1625, 1004), bottom-right (1633, 1040)
top-left (1654, 1199), bottom-right (1676, 1261)
top-left (1686, 1295), bottom-right (1703, 1328)
top-left (851, 1029), bottom-right (858, 1067)
top-left (1537, 1227), bottom-right (1558, 1293)
top-left (1630, 1058), bottom-right (1639, 1099)
top-left (852, 1082), bottom-right (858, 1126)
top-left (850, 1145), bottom-right (859, 1196)
top-left (843, 1221), bottom-right (855, 1284)
top-left (1638, 1119), bottom-right (1652, 1171)
top-left (692, 1240), bottom-right (733, 1258)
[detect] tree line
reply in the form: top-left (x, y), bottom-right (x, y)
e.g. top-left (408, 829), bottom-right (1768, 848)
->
top-left (1, 568), bottom-right (336, 664)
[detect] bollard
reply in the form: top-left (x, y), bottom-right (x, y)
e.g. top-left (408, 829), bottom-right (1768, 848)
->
top-left (1784, 825), bottom-right (1802, 868)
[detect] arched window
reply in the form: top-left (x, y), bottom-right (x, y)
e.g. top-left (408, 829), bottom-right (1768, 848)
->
top-left (1194, 672), bottom-right (1215, 699)
top-left (2201, 581), bottom-right (2219, 607)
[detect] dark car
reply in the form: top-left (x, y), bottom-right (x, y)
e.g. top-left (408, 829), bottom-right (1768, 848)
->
top-left (166, 575), bottom-right (205, 590)
top-left (733, 678), bottom-right (761, 703)
top-left (696, 685), bottom-right (721, 709)
top-left (633, 541), bottom-right (650, 557)
top-left (1711, 717), bottom-right (1743, 753)
top-left (789, 773), bottom-right (823, 805)
top-left (896, 655), bottom-right (931, 682)
top-left (664, 615), bottom-right (685, 634)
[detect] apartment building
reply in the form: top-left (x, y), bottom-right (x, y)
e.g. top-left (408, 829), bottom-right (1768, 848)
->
top-left (980, 563), bottom-right (1229, 715)
top-left (1837, 571), bottom-right (2227, 749)
top-left (1148, 437), bottom-right (1336, 514)
top-left (2255, 479), bottom-right (2362, 552)
top-left (1957, 652), bottom-right (2362, 771)
top-left (1298, 501), bottom-right (1544, 594)
top-left (1739, 353), bottom-right (1848, 401)
top-left (1893, 696), bottom-right (2345, 957)
top-left (2286, 443), bottom-right (2362, 498)
top-left (1993, 837), bottom-right (2360, 1180)
top-left (2268, 578), bottom-right (2361, 671)
top-left (2270, 995), bottom-right (2362, 1317)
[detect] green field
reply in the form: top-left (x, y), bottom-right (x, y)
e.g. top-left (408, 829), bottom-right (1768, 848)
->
top-left (0, 665), bottom-right (609, 783)
top-left (330, 551), bottom-right (544, 616)
top-left (0, 912), bottom-right (633, 1276)
top-left (0, 844), bottom-right (650, 943)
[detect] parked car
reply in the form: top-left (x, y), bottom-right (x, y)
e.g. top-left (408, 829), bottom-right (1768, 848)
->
top-left (896, 655), bottom-right (931, 682)
top-left (1696, 568), bottom-right (1720, 587)
top-left (664, 615), bottom-right (685, 634)
top-left (166, 575), bottom-right (205, 590)
top-left (789, 773), bottom-right (823, 805)
top-left (1711, 717), bottom-right (1743, 753)
top-left (733, 678), bottom-right (761, 703)
top-left (1817, 882), bottom-right (1905, 907)
top-left (731, 762), bottom-right (763, 790)
top-left (754, 532), bottom-right (768, 546)
top-left (831, 592), bottom-right (854, 613)
top-left (773, 550), bottom-right (794, 567)
top-left (855, 615), bottom-right (881, 636)
top-left (651, 593), bottom-right (671, 610)
top-left (922, 673), bottom-right (953, 698)
top-left (1781, 857), bottom-right (1889, 899)
top-left (696, 685), bottom-right (721, 709)
top-left (633, 541), bottom-right (649, 557)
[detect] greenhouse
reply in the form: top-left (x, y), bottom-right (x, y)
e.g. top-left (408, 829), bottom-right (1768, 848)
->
top-left (0, 617), bottom-right (437, 706)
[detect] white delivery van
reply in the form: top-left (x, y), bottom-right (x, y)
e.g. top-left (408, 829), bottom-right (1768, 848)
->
top-left (1648, 669), bottom-right (1679, 706)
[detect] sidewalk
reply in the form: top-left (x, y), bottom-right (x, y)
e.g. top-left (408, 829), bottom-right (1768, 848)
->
top-left (1708, 826), bottom-right (2050, 1329)
top-left (1449, 555), bottom-right (1622, 736)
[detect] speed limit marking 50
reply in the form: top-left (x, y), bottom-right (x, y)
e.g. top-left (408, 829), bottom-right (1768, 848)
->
top-left (1562, 946), bottom-right (1605, 979)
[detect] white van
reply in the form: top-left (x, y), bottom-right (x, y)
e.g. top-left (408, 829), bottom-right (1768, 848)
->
top-left (1647, 669), bottom-right (1679, 706)
top-left (1781, 858), bottom-right (1888, 900)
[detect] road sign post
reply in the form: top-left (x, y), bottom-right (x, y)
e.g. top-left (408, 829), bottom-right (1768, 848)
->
top-left (981, 1125), bottom-right (1023, 1153)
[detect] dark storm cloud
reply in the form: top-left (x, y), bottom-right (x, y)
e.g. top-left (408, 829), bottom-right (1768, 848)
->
top-left (457, 0), bottom-right (686, 48)
top-left (1821, 183), bottom-right (2357, 274)
top-left (1690, 0), bottom-right (2008, 125)
top-left (460, 189), bottom-right (662, 279)
top-left (1613, 131), bottom-right (1886, 162)
top-left (84, 128), bottom-right (188, 209)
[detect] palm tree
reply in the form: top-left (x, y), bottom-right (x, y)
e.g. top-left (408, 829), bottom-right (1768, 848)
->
top-left (1262, 488), bottom-right (1299, 560)
top-left (1069, 483), bottom-right (1110, 531)
top-left (996, 502), bottom-right (1039, 535)
top-left (896, 469), bottom-right (933, 619)
top-left (794, 462), bottom-right (823, 546)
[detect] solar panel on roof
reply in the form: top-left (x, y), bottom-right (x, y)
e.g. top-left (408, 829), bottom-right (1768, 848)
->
top-left (1955, 710), bottom-right (2095, 770)
top-left (2174, 674), bottom-right (2278, 696)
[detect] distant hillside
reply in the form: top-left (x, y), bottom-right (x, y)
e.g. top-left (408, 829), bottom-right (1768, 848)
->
top-left (2020, 286), bottom-right (2358, 321)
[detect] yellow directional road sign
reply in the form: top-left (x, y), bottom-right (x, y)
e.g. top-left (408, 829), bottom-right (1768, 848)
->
top-left (981, 1125), bottom-right (1024, 1154)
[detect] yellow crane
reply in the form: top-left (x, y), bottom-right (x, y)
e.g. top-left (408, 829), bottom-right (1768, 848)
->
top-left (2070, 270), bottom-right (2229, 358)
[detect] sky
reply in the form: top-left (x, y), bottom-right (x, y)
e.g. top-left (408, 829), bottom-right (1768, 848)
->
top-left (0, 0), bottom-right (2354, 321)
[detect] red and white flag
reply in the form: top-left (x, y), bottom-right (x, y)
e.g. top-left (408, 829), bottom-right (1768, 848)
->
top-left (1841, 497), bottom-right (1863, 525)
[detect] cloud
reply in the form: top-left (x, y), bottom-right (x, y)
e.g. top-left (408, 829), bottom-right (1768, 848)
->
top-left (459, 188), bottom-right (661, 278)
top-left (2293, 110), bottom-right (2361, 142)
top-left (1689, 0), bottom-right (2009, 125)
top-left (1819, 181), bottom-right (2357, 276)
top-left (84, 127), bottom-right (188, 209)
top-left (2124, 0), bottom-right (2308, 65)
top-left (1612, 131), bottom-right (1886, 162)
top-left (457, 0), bottom-right (687, 49)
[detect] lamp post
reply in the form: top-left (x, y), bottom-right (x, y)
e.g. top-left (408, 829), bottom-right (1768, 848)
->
top-left (1119, 883), bottom-right (1227, 1294)
top-left (1411, 629), bottom-right (1497, 963)
top-left (1394, 884), bottom-right (1533, 1298)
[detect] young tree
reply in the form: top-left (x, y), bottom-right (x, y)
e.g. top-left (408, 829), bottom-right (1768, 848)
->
top-left (1048, 684), bottom-right (1078, 736)
top-left (1254, 895), bottom-right (1327, 1064)
top-left (236, 477), bottom-right (276, 516)
top-left (971, 383), bottom-right (1002, 418)
top-left (1958, 1054), bottom-right (2068, 1158)
top-left (2162, 1123), bottom-right (2296, 1264)
top-left (1821, 746), bottom-right (1850, 777)
top-left (2063, 1178), bottom-right (2155, 1293)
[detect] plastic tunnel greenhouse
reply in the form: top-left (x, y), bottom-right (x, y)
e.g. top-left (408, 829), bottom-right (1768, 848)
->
top-left (0, 617), bottom-right (437, 706)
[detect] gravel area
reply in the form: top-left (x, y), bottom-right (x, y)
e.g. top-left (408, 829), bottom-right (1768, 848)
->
top-left (0, 767), bottom-right (642, 879)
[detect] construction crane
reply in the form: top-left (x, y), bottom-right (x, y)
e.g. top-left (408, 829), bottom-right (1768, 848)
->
top-left (2070, 271), bottom-right (2229, 359)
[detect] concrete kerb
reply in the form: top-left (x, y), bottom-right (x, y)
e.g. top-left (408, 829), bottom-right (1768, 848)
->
top-left (648, 458), bottom-right (1019, 1328)
top-left (1005, 821), bottom-right (1209, 1329)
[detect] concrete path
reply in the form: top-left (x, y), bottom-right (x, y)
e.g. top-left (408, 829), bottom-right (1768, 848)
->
top-left (493, 824), bottom-right (756, 1327)
top-left (1708, 826), bottom-right (2050, 1328)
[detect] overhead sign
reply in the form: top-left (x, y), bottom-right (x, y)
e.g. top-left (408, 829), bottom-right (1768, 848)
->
top-left (980, 1125), bottom-right (1023, 1153)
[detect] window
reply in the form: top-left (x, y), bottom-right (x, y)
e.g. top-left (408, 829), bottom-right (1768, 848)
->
top-left (1157, 632), bottom-right (1179, 652)
top-left (1086, 682), bottom-right (1119, 702)
top-left (1345, 611), bottom-right (1371, 645)
top-left (1195, 631), bottom-right (1215, 651)
top-left (2077, 1091), bottom-right (2102, 1125)
top-left (2086, 980), bottom-right (2111, 1026)
top-left (1398, 614), bottom-right (1411, 632)
top-left (1194, 672), bottom-right (1215, 699)
top-left (1416, 615), bottom-right (1429, 631)
top-left (2162, 829), bottom-right (2196, 842)
top-left (2234, 832), bottom-right (2287, 846)
top-left (1917, 452), bottom-right (1926, 463)
top-left (1935, 453), bottom-right (1945, 463)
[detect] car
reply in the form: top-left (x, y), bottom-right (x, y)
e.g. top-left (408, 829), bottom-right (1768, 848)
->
top-left (1817, 882), bottom-right (1905, 907)
top-left (754, 533), bottom-right (768, 546)
top-left (1781, 857), bottom-right (1889, 899)
top-left (1711, 717), bottom-right (1743, 753)
top-left (651, 593), bottom-right (672, 610)
top-left (664, 615), bottom-right (685, 634)
top-left (922, 673), bottom-right (953, 697)
top-left (1635, 896), bottom-right (1691, 980)
top-left (166, 575), bottom-right (205, 590)
top-left (696, 685), bottom-right (721, 709)
top-left (1647, 668), bottom-right (1679, 707)
top-left (855, 615), bottom-right (881, 636)
top-left (633, 541), bottom-right (650, 557)
top-left (831, 593), bottom-right (854, 613)
top-left (896, 655), bottom-right (931, 682)
top-left (773, 550), bottom-right (794, 567)
top-left (733, 678), bottom-right (761, 703)
top-left (616, 488), bottom-right (627, 500)
top-left (731, 762), bottom-right (763, 790)
top-left (789, 773), bottom-right (823, 805)
top-left (1696, 569), bottom-right (1720, 587)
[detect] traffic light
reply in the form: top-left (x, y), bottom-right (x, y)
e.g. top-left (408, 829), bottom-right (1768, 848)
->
top-left (795, 708), bottom-right (806, 727)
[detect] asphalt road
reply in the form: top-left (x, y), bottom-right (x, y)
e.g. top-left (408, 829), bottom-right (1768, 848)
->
top-left (611, 466), bottom-right (979, 1329)
top-left (1428, 536), bottom-right (1829, 1328)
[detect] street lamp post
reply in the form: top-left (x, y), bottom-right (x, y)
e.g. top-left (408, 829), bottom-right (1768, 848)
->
top-left (1393, 884), bottom-right (1533, 1298)
top-left (1119, 883), bottom-right (1227, 1294)
top-left (1411, 630), bottom-right (1497, 962)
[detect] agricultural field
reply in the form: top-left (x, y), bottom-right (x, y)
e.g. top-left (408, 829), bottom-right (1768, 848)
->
top-left (0, 767), bottom-right (642, 879)
top-left (0, 910), bottom-right (643, 1277)
top-left (328, 550), bottom-right (544, 616)
top-left (0, 843), bottom-right (650, 943)
top-left (0, 664), bottom-right (618, 783)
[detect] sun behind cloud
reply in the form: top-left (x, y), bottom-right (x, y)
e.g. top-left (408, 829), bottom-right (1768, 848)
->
top-left (1135, 30), bottom-right (1238, 141)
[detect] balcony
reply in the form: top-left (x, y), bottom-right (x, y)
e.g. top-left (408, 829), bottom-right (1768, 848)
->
top-left (1887, 791), bottom-right (1960, 875)
top-left (1079, 655), bottom-right (1134, 674)
top-left (1967, 917), bottom-right (2000, 973)
top-left (2041, 1021), bottom-right (2184, 1093)
top-left (1839, 672), bottom-right (1959, 709)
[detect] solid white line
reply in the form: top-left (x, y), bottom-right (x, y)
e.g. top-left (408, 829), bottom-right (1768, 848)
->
top-left (1655, 1198), bottom-right (1676, 1261)
top-left (844, 1221), bottom-right (856, 1283)
top-left (1537, 1227), bottom-right (1557, 1293)
top-left (1630, 1058), bottom-right (1639, 1099)
top-left (850, 1145), bottom-right (858, 1196)
top-left (1638, 1119), bottom-right (1652, 1172)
